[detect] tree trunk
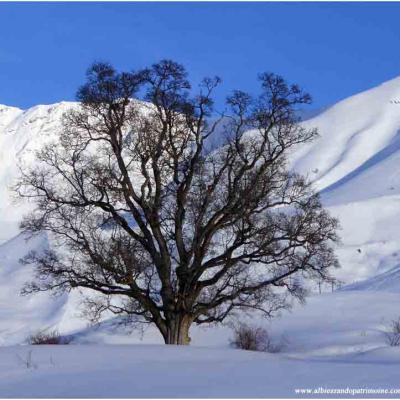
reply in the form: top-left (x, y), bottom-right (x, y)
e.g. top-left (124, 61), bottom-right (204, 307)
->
top-left (164, 314), bottom-right (192, 345)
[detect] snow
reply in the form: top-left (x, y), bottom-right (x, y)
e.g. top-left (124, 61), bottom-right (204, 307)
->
top-left (292, 76), bottom-right (400, 193)
top-left (1, 343), bottom-right (400, 398)
top-left (0, 102), bottom-right (72, 242)
top-left (2, 76), bottom-right (400, 395)
top-left (0, 289), bottom-right (400, 397)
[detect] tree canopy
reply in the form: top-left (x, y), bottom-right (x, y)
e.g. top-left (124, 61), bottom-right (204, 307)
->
top-left (17, 60), bottom-right (339, 344)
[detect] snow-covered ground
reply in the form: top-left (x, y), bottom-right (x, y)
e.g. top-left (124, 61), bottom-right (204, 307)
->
top-left (2, 343), bottom-right (400, 398)
top-left (2, 77), bottom-right (400, 396)
top-left (1, 289), bottom-right (400, 397)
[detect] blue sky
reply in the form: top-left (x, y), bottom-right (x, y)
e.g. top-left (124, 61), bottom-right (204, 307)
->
top-left (1, 2), bottom-right (400, 111)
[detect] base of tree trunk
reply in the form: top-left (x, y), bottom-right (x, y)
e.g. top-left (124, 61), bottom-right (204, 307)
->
top-left (164, 315), bottom-right (192, 345)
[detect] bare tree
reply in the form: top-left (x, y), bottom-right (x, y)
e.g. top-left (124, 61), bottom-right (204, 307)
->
top-left (16, 60), bottom-right (339, 345)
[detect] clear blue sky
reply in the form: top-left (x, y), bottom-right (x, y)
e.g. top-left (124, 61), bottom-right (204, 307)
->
top-left (1, 2), bottom-right (400, 111)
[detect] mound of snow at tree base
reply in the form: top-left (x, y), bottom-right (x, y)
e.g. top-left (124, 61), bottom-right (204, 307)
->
top-left (2, 76), bottom-right (400, 346)
top-left (71, 290), bottom-right (400, 352)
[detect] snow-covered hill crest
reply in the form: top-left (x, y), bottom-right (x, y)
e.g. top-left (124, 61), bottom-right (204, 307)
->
top-left (294, 76), bottom-right (400, 196)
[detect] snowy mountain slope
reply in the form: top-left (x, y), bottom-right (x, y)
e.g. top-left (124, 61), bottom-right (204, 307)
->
top-left (293, 77), bottom-right (400, 284)
top-left (0, 233), bottom-right (62, 345)
top-left (1, 76), bottom-right (400, 347)
top-left (292, 76), bottom-right (400, 193)
top-left (0, 105), bottom-right (22, 130)
top-left (0, 102), bottom-right (73, 242)
top-left (0, 232), bottom-right (89, 345)
top-left (342, 264), bottom-right (400, 293)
